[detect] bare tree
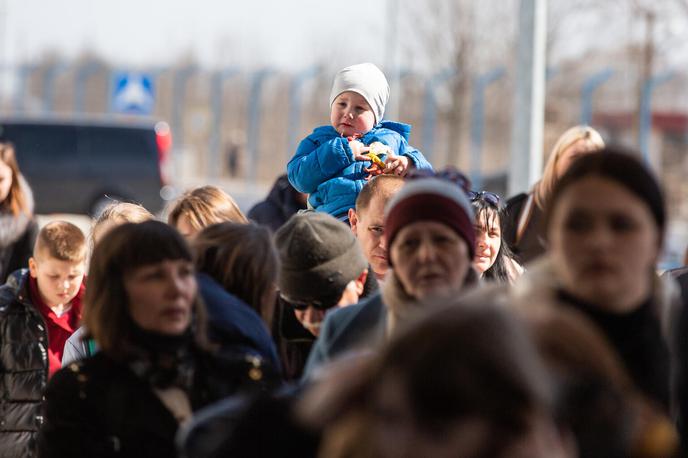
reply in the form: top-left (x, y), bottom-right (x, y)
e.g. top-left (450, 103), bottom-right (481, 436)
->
top-left (396, 0), bottom-right (516, 167)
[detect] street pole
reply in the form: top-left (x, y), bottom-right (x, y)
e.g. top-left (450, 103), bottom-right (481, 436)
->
top-left (508, 0), bottom-right (547, 197)
top-left (470, 67), bottom-right (505, 190)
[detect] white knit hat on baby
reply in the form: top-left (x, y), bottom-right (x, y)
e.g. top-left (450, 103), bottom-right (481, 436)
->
top-left (329, 63), bottom-right (390, 125)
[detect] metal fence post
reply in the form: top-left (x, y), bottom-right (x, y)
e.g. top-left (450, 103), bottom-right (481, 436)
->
top-left (422, 68), bottom-right (457, 163)
top-left (14, 64), bottom-right (38, 113)
top-left (580, 68), bottom-right (615, 125)
top-left (246, 68), bottom-right (275, 183)
top-left (385, 68), bottom-right (411, 122)
top-left (287, 65), bottom-right (321, 162)
top-left (639, 71), bottom-right (674, 163)
top-left (74, 61), bottom-right (105, 113)
top-left (208, 66), bottom-right (240, 178)
top-left (470, 67), bottom-right (505, 190)
top-left (171, 65), bottom-right (198, 151)
top-left (43, 61), bottom-right (70, 113)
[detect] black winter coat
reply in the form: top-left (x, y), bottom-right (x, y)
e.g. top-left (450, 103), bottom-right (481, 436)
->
top-left (37, 348), bottom-right (277, 458)
top-left (503, 192), bottom-right (547, 265)
top-left (0, 269), bottom-right (48, 458)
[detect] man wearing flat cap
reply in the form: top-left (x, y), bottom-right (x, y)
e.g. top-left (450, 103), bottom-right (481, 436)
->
top-left (274, 212), bottom-right (377, 380)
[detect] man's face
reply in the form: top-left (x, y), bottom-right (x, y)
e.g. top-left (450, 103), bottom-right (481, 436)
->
top-left (292, 278), bottom-right (365, 337)
top-left (350, 194), bottom-right (389, 279)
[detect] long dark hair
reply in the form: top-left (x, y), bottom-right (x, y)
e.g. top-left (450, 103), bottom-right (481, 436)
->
top-left (193, 222), bottom-right (278, 328)
top-left (471, 193), bottom-right (517, 283)
top-left (84, 221), bottom-right (208, 360)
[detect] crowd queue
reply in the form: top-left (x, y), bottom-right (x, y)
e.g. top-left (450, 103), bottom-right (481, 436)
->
top-left (0, 62), bottom-right (687, 458)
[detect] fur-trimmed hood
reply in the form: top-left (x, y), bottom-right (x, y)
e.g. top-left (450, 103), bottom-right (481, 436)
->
top-left (509, 257), bottom-right (682, 346)
top-left (0, 175), bottom-right (34, 248)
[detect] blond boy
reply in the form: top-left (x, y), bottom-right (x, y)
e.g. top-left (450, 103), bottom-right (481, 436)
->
top-left (0, 221), bottom-right (86, 456)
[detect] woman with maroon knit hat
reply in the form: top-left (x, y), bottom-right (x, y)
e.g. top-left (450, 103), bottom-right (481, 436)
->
top-left (303, 172), bottom-right (478, 380)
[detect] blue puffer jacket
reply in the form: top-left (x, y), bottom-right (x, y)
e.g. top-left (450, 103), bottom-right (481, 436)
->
top-left (287, 121), bottom-right (432, 217)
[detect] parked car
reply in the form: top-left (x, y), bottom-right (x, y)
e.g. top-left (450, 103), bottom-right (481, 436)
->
top-left (0, 116), bottom-right (173, 215)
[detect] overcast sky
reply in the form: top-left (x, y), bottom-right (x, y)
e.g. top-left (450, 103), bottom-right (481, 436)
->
top-left (2, 0), bottom-right (390, 69)
top-left (3, 0), bottom-right (683, 77)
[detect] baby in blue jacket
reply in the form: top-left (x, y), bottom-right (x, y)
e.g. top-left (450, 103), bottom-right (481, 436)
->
top-left (287, 63), bottom-right (432, 219)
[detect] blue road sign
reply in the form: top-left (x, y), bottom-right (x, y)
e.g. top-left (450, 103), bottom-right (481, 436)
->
top-left (111, 72), bottom-right (155, 114)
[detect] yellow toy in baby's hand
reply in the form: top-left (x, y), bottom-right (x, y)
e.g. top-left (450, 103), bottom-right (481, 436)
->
top-left (366, 142), bottom-right (389, 167)
top-left (365, 150), bottom-right (386, 168)
top-left (363, 142), bottom-right (389, 180)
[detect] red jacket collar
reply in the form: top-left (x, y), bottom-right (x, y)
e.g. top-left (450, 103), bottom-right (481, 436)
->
top-left (28, 275), bottom-right (85, 331)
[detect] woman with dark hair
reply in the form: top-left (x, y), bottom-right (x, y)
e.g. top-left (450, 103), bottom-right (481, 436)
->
top-left (506, 148), bottom-right (682, 421)
top-left (0, 143), bottom-right (38, 282)
top-left (38, 221), bottom-right (276, 458)
top-left (192, 222), bottom-right (282, 370)
top-left (62, 201), bottom-right (155, 367)
top-left (193, 222), bottom-right (278, 327)
top-left (470, 190), bottom-right (523, 284)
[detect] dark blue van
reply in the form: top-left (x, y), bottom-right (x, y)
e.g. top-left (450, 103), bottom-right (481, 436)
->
top-left (0, 116), bottom-right (172, 215)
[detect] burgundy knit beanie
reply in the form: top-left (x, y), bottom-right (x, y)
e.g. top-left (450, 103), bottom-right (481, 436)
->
top-left (384, 178), bottom-right (476, 261)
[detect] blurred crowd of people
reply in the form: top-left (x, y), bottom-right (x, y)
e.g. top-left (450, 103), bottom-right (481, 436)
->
top-left (0, 62), bottom-right (687, 458)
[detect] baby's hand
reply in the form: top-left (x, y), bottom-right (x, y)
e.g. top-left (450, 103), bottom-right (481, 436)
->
top-left (384, 153), bottom-right (410, 176)
top-left (369, 142), bottom-right (392, 156)
top-left (349, 140), bottom-right (371, 161)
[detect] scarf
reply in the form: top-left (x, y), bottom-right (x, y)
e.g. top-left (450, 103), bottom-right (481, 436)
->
top-left (127, 323), bottom-right (196, 392)
top-left (383, 269), bottom-right (480, 337)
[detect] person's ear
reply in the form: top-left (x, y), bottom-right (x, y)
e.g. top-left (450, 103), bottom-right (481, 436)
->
top-left (353, 269), bottom-right (368, 295)
top-left (28, 257), bottom-right (38, 278)
top-left (349, 208), bottom-right (359, 234)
